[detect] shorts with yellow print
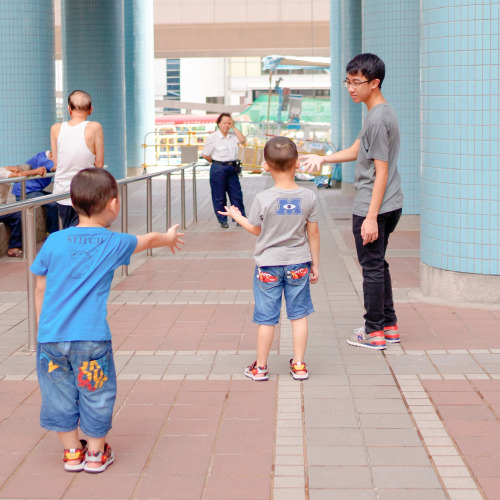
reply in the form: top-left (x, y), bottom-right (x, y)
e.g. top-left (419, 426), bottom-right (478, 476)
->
top-left (37, 340), bottom-right (116, 438)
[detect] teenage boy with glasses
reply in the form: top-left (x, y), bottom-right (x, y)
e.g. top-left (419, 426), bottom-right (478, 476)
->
top-left (300, 53), bottom-right (404, 350)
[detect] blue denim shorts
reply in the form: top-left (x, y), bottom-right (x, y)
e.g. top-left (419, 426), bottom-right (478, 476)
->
top-left (253, 263), bottom-right (314, 325)
top-left (37, 340), bottom-right (116, 438)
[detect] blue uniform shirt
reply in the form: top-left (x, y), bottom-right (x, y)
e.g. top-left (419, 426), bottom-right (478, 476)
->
top-left (31, 227), bottom-right (138, 343)
top-left (12, 152), bottom-right (54, 196)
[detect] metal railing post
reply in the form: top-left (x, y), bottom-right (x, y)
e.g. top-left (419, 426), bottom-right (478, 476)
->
top-left (26, 205), bottom-right (37, 351)
top-left (21, 180), bottom-right (27, 260)
top-left (192, 164), bottom-right (198, 223)
top-left (146, 177), bottom-right (153, 256)
top-left (120, 184), bottom-right (129, 277)
top-left (166, 173), bottom-right (172, 229)
top-left (180, 168), bottom-right (186, 230)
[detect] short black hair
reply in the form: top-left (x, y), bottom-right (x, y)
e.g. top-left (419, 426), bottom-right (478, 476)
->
top-left (71, 168), bottom-right (118, 217)
top-left (263, 137), bottom-right (298, 172)
top-left (346, 53), bottom-right (385, 89)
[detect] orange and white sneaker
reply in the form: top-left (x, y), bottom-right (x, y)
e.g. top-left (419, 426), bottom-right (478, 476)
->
top-left (384, 324), bottom-right (400, 343)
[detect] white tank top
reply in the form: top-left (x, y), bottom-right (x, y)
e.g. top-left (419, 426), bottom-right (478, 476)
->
top-left (53, 121), bottom-right (96, 205)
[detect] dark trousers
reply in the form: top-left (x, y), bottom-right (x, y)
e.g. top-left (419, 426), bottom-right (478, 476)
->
top-left (352, 208), bottom-right (402, 334)
top-left (0, 212), bottom-right (22, 248)
top-left (209, 162), bottom-right (246, 223)
top-left (16, 191), bottom-right (59, 234)
top-left (57, 204), bottom-right (79, 229)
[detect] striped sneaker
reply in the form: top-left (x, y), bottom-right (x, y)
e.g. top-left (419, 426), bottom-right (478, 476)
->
top-left (347, 327), bottom-right (386, 350)
top-left (384, 324), bottom-right (400, 343)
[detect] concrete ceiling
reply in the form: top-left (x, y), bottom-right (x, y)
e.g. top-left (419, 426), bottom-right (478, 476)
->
top-left (54, 0), bottom-right (330, 58)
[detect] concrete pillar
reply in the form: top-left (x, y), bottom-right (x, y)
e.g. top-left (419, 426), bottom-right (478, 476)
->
top-left (340, 0), bottom-right (362, 190)
top-left (0, 1), bottom-right (55, 165)
top-left (124, 0), bottom-right (155, 173)
top-left (419, 1), bottom-right (500, 304)
top-left (61, 0), bottom-right (126, 179)
top-left (329, 0), bottom-right (342, 151)
top-left (362, 0), bottom-right (421, 215)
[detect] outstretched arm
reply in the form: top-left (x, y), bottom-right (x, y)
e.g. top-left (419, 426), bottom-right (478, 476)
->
top-left (134, 224), bottom-right (185, 254)
top-left (7, 167), bottom-right (46, 178)
top-left (218, 205), bottom-right (261, 236)
top-left (299, 139), bottom-right (360, 173)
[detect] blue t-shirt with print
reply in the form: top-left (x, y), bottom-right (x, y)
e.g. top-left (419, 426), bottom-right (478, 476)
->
top-left (31, 227), bottom-right (137, 343)
top-left (12, 152), bottom-right (54, 196)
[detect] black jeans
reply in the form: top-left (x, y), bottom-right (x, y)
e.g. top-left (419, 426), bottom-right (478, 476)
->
top-left (352, 208), bottom-right (402, 334)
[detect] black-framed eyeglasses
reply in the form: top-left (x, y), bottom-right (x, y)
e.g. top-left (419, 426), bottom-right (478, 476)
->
top-left (342, 79), bottom-right (370, 89)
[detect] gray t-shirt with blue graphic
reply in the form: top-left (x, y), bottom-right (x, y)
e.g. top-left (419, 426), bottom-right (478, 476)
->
top-left (354, 103), bottom-right (404, 216)
top-left (248, 186), bottom-right (318, 267)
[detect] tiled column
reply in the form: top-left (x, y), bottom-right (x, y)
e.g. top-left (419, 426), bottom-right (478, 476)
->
top-left (362, 0), bottom-right (421, 215)
top-left (61, 0), bottom-right (126, 179)
top-left (420, 1), bottom-right (500, 303)
top-left (340, 0), bottom-right (362, 191)
top-left (0, 1), bottom-right (55, 165)
top-left (124, 0), bottom-right (155, 171)
top-left (329, 0), bottom-right (342, 152)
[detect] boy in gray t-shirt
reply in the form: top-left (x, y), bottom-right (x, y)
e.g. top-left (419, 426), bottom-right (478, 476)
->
top-left (219, 137), bottom-right (320, 381)
top-left (300, 53), bottom-right (404, 350)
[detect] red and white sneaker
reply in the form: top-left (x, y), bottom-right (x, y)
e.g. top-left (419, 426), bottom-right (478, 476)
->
top-left (244, 361), bottom-right (269, 381)
top-left (384, 325), bottom-right (400, 343)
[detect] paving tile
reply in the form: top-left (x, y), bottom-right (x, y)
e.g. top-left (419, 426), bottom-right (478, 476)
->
top-left (0, 471), bottom-right (73, 499)
top-left (355, 398), bottom-right (408, 414)
top-left (135, 474), bottom-right (206, 500)
top-left (306, 427), bottom-right (364, 446)
top-left (309, 490), bottom-right (377, 500)
top-left (307, 445), bottom-right (368, 466)
top-left (358, 413), bottom-right (414, 429)
top-left (437, 405), bottom-right (496, 421)
top-left (363, 428), bottom-right (423, 447)
top-left (367, 446), bottom-right (432, 466)
top-left (372, 466), bottom-right (442, 488)
top-left (476, 477), bottom-right (500, 500)
top-left (377, 489), bottom-right (447, 500)
top-left (203, 476), bottom-right (271, 500)
top-left (308, 466), bottom-right (373, 489)
top-left (454, 436), bottom-right (500, 456)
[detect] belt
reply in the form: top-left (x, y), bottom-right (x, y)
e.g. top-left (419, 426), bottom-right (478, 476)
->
top-left (212, 160), bottom-right (236, 165)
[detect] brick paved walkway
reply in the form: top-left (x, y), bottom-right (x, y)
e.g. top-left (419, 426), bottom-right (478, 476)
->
top-left (1, 174), bottom-right (499, 499)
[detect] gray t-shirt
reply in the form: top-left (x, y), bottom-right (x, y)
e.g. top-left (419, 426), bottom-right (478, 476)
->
top-left (248, 186), bottom-right (319, 267)
top-left (353, 103), bottom-right (404, 216)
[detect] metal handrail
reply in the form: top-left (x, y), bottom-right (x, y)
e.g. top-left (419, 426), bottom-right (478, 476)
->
top-left (0, 163), bottom-right (198, 351)
top-left (0, 172), bottom-right (56, 253)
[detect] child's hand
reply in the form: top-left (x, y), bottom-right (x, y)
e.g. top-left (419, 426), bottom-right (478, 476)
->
top-left (165, 224), bottom-right (185, 253)
top-left (218, 205), bottom-right (241, 220)
top-left (309, 265), bottom-right (319, 284)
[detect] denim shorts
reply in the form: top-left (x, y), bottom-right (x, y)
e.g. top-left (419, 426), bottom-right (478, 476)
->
top-left (253, 263), bottom-right (314, 325)
top-left (37, 340), bottom-right (116, 438)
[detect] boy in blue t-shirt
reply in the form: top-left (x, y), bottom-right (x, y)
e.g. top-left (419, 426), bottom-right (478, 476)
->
top-left (31, 168), bottom-right (184, 473)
